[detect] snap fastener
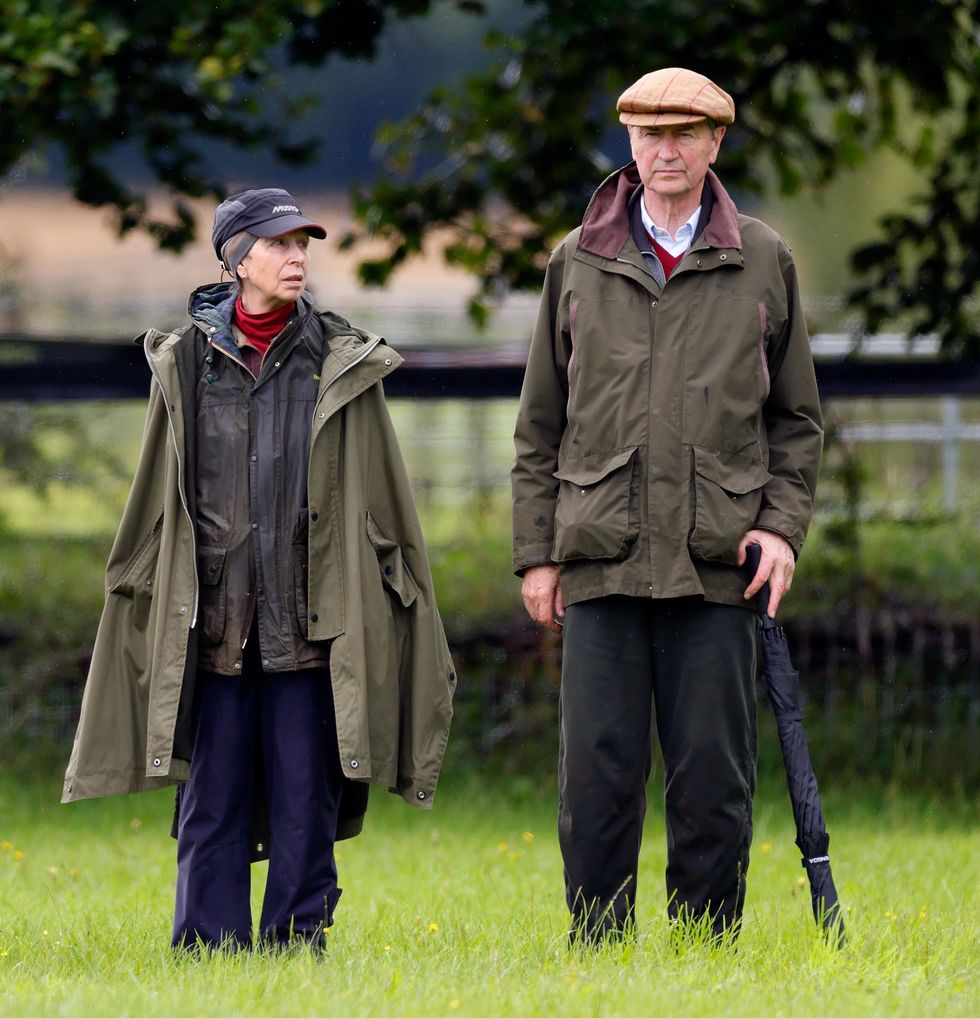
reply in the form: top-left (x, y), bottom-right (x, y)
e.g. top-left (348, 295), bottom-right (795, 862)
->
top-left (205, 372), bottom-right (215, 383)
top-left (179, 606), bottom-right (187, 614)
top-left (350, 759), bottom-right (359, 769)
top-left (153, 758), bottom-right (161, 767)
top-left (234, 662), bottom-right (241, 670)
top-left (696, 259), bottom-right (703, 267)
top-left (256, 842), bottom-right (264, 853)
top-left (262, 658), bottom-right (270, 667)
top-left (720, 253), bottom-right (728, 261)
top-left (310, 612), bottom-right (319, 623)
top-left (310, 511), bottom-right (318, 521)
top-left (251, 522), bottom-right (258, 529)
top-left (417, 791), bottom-right (426, 800)
top-left (384, 358), bottom-right (392, 366)
top-left (384, 565), bottom-right (393, 576)
top-left (651, 299), bottom-right (658, 307)
top-left (274, 361), bottom-right (281, 368)
top-left (318, 412), bottom-right (326, 419)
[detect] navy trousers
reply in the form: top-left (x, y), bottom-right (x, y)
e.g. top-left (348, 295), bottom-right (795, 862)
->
top-left (172, 645), bottom-right (344, 949)
top-left (559, 596), bottom-right (758, 940)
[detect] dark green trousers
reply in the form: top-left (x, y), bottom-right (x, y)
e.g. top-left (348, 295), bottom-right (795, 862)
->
top-left (559, 595), bottom-right (757, 939)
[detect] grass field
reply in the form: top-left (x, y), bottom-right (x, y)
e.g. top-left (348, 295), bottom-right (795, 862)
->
top-left (1, 770), bottom-right (977, 1017)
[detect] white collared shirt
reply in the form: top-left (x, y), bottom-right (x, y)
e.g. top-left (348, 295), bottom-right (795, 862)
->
top-left (640, 199), bottom-right (701, 257)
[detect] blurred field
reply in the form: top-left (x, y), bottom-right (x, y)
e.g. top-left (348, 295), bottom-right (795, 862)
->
top-left (0, 187), bottom-right (539, 343)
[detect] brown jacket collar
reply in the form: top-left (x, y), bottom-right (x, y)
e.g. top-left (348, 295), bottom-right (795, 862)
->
top-left (578, 164), bottom-right (742, 259)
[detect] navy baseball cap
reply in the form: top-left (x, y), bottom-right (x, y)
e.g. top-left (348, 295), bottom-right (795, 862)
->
top-left (212, 187), bottom-right (326, 262)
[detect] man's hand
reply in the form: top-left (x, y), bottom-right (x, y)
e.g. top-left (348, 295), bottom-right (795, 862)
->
top-left (738, 530), bottom-right (795, 619)
top-left (521, 564), bottom-right (565, 634)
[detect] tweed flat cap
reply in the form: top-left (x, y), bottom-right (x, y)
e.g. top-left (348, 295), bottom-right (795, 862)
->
top-left (617, 68), bottom-right (735, 127)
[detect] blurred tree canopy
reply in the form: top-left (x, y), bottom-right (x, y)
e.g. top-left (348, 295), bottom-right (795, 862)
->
top-left (2, 1), bottom-right (976, 353)
top-left (0, 0), bottom-right (481, 247)
top-left (343, 0), bottom-right (979, 355)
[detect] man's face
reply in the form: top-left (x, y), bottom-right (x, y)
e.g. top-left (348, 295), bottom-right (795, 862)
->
top-left (628, 121), bottom-right (725, 203)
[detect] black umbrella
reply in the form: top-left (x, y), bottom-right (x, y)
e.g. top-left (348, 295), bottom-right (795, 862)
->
top-left (745, 544), bottom-right (845, 944)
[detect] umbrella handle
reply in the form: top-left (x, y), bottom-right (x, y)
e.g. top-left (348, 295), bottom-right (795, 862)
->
top-left (744, 542), bottom-right (777, 627)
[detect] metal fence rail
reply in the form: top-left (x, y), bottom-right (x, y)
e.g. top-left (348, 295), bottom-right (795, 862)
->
top-left (2, 334), bottom-right (980, 401)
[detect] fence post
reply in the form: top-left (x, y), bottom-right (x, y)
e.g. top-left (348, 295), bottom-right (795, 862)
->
top-left (942, 396), bottom-right (961, 512)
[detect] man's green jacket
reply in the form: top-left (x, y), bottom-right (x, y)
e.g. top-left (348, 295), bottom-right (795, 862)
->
top-left (513, 164), bottom-right (823, 607)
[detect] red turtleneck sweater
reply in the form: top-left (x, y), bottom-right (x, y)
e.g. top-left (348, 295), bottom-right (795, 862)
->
top-left (234, 297), bottom-right (293, 353)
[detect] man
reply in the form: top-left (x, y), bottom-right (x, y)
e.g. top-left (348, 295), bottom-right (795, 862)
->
top-left (512, 68), bottom-right (822, 941)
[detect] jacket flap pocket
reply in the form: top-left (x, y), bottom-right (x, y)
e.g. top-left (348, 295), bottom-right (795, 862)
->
top-left (198, 546), bottom-right (227, 586)
top-left (366, 511), bottom-right (420, 608)
top-left (107, 513), bottom-right (164, 597)
top-left (554, 446), bottom-right (637, 487)
top-left (693, 446), bottom-right (771, 494)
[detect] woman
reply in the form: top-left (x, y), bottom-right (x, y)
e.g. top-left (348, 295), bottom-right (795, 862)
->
top-left (63, 188), bottom-right (456, 950)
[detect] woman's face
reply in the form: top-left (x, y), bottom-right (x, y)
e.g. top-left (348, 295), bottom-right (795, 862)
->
top-left (237, 230), bottom-right (311, 312)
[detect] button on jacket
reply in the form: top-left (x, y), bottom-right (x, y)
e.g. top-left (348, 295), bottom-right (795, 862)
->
top-left (512, 164), bottom-right (823, 607)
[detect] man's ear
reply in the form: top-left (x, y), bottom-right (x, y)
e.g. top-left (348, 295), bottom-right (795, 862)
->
top-left (709, 124), bottom-right (726, 162)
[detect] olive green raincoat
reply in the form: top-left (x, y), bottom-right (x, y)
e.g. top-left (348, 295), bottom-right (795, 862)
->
top-left (63, 312), bottom-right (456, 841)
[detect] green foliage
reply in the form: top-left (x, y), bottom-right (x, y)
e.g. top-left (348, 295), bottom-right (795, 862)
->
top-left (0, 404), bottom-right (129, 512)
top-left (345, 0), bottom-right (980, 354)
top-left (0, 0), bottom-right (482, 246)
top-left (0, 773), bottom-right (978, 1016)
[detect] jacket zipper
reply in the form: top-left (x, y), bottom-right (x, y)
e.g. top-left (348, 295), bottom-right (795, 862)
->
top-left (144, 342), bottom-right (200, 628)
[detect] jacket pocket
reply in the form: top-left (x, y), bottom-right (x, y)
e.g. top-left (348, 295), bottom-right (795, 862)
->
top-left (552, 447), bottom-right (639, 562)
top-left (196, 546), bottom-right (227, 646)
top-left (366, 511), bottom-right (421, 608)
top-left (689, 446), bottom-right (772, 565)
top-left (107, 513), bottom-right (164, 632)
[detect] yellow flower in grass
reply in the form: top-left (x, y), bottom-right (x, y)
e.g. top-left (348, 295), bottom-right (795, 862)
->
top-left (760, 842), bottom-right (773, 854)
top-left (13, 850), bottom-right (24, 861)
top-left (0, 840), bottom-right (12, 852)
top-left (497, 841), bottom-right (508, 854)
top-left (427, 923), bottom-right (439, 933)
top-left (449, 1001), bottom-right (460, 1010)
top-left (522, 832), bottom-right (534, 844)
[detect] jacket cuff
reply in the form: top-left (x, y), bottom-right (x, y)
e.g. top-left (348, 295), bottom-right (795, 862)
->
top-left (513, 543), bottom-right (555, 577)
